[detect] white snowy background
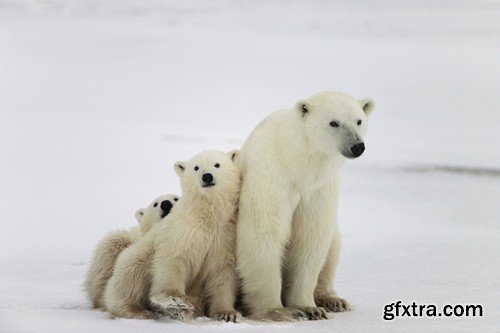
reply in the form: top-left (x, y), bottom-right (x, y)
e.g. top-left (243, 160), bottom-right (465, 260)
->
top-left (1, 1), bottom-right (499, 332)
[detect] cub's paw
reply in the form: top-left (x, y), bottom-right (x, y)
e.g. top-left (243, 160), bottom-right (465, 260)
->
top-left (166, 307), bottom-right (194, 322)
top-left (315, 295), bottom-right (351, 312)
top-left (150, 295), bottom-right (195, 310)
top-left (252, 307), bottom-right (308, 322)
top-left (150, 295), bottom-right (195, 321)
top-left (212, 310), bottom-right (242, 323)
top-left (295, 306), bottom-right (328, 320)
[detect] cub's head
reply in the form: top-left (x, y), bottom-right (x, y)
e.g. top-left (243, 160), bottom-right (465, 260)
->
top-left (174, 150), bottom-right (240, 199)
top-left (295, 92), bottom-right (374, 159)
top-left (135, 193), bottom-right (180, 234)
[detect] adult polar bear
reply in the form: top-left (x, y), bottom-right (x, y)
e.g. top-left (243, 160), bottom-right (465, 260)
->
top-left (237, 91), bottom-right (374, 321)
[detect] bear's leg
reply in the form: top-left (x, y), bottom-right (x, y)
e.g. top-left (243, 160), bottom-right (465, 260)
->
top-left (314, 231), bottom-right (351, 312)
top-left (85, 230), bottom-right (133, 309)
top-left (282, 184), bottom-right (337, 320)
top-left (104, 244), bottom-right (156, 319)
top-left (237, 181), bottom-right (306, 321)
top-left (149, 257), bottom-right (194, 321)
top-left (185, 278), bottom-right (206, 318)
top-left (205, 223), bottom-right (241, 323)
top-left (205, 263), bottom-right (241, 322)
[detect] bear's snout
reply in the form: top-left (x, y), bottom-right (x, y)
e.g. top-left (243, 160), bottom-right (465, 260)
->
top-left (350, 143), bottom-right (365, 157)
top-left (202, 173), bottom-right (215, 187)
top-left (160, 200), bottom-right (173, 218)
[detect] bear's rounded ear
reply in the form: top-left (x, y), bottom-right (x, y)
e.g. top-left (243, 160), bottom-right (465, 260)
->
top-left (359, 98), bottom-right (375, 116)
top-left (135, 208), bottom-right (145, 223)
top-left (295, 99), bottom-right (313, 118)
top-left (174, 161), bottom-right (186, 176)
top-left (227, 149), bottom-right (239, 163)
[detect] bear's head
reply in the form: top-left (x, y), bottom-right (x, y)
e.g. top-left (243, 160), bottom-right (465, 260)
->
top-left (295, 92), bottom-right (374, 159)
top-left (135, 193), bottom-right (180, 234)
top-left (174, 150), bottom-right (240, 200)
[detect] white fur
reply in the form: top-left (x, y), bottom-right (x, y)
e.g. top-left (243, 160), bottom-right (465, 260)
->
top-left (236, 91), bottom-right (374, 321)
top-left (84, 193), bottom-right (180, 309)
top-left (104, 150), bottom-right (242, 322)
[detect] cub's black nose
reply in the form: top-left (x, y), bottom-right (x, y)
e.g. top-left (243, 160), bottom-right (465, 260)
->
top-left (160, 200), bottom-right (173, 212)
top-left (350, 143), bottom-right (365, 157)
top-left (202, 173), bottom-right (214, 184)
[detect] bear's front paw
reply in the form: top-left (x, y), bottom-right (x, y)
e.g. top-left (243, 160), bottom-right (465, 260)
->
top-left (251, 307), bottom-right (308, 322)
top-left (211, 310), bottom-right (242, 323)
top-left (295, 306), bottom-right (328, 320)
top-left (315, 295), bottom-right (351, 312)
top-left (150, 295), bottom-right (195, 321)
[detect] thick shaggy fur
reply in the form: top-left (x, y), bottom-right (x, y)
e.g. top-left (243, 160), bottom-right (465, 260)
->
top-left (236, 92), bottom-right (374, 321)
top-left (84, 194), bottom-right (179, 309)
top-left (104, 150), bottom-right (241, 322)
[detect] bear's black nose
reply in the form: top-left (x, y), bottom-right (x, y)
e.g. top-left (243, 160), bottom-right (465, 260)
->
top-left (202, 173), bottom-right (214, 184)
top-left (160, 200), bottom-right (173, 213)
top-left (350, 143), bottom-right (365, 157)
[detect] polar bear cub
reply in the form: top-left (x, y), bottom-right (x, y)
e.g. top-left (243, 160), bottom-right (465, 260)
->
top-left (135, 194), bottom-right (180, 235)
top-left (84, 193), bottom-right (179, 309)
top-left (104, 150), bottom-right (241, 322)
top-left (150, 150), bottom-right (241, 322)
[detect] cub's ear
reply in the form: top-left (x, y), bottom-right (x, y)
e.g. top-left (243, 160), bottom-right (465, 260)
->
top-left (174, 161), bottom-right (186, 176)
top-left (135, 208), bottom-right (145, 223)
top-left (295, 99), bottom-right (313, 117)
top-left (227, 149), bottom-right (239, 163)
top-left (359, 97), bottom-right (375, 116)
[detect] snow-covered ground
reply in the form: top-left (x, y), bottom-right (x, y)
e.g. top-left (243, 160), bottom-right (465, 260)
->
top-left (1, 1), bottom-right (499, 332)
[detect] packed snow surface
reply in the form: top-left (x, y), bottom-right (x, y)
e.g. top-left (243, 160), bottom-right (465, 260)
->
top-left (1, 1), bottom-right (499, 332)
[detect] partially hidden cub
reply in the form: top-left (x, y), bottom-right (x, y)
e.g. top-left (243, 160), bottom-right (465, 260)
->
top-left (84, 193), bottom-right (180, 309)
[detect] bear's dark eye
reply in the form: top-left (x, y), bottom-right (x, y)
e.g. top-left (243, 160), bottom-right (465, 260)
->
top-left (357, 120), bottom-right (362, 126)
top-left (330, 121), bottom-right (339, 128)
top-left (194, 166), bottom-right (199, 171)
top-left (174, 198), bottom-right (178, 202)
top-left (214, 163), bottom-right (220, 168)
top-left (153, 202), bottom-right (158, 207)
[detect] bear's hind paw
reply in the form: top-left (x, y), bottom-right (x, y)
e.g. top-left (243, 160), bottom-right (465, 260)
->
top-left (295, 306), bottom-right (328, 320)
top-left (315, 295), bottom-right (351, 312)
top-left (150, 295), bottom-right (194, 321)
top-left (251, 307), bottom-right (308, 322)
top-left (212, 310), bottom-right (242, 323)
